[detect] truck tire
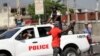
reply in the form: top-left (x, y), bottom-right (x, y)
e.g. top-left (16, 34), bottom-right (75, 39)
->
top-left (0, 53), bottom-right (7, 56)
top-left (0, 52), bottom-right (11, 56)
top-left (63, 47), bottom-right (78, 56)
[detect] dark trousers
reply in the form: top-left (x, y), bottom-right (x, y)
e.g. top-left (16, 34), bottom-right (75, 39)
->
top-left (88, 39), bottom-right (93, 56)
top-left (88, 44), bottom-right (93, 56)
top-left (53, 47), bottom-right (63, 56)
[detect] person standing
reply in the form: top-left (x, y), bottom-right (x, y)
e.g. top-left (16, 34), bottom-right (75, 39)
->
top-left (83, 23), bottom-right (93, 56)
top-left (15, 15), bottom-right (23, 27)
top-left (47, 23), bottom-right (62, 56)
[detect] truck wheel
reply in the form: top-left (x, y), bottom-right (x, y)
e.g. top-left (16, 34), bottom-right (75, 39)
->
top-left (0, 53), bottom-right (11, 56)
top-left (0, 53), bottom-right (7, 56)
top-left (63, 47), bottom-right (78, 56)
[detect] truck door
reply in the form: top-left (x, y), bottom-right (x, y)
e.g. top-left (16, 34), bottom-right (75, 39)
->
top-left (14, 28), bottom-right (39, 56)
top-left (14, 27), bottom-right (52, 56)
top-left (37, 26), bottom-right (53, 55)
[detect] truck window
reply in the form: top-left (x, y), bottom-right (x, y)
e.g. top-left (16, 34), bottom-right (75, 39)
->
top-left (0, 28), bottom-right (19, 39)
top-left (16, 28), bottom-right (35, 40)
top-left (38, 27), bottom-right (51, 37)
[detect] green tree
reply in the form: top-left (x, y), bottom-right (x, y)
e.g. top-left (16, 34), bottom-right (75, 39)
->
top-left (27, 0), bottom-right (73, 20)
top-left (27, 4), bottom-right (38, 20)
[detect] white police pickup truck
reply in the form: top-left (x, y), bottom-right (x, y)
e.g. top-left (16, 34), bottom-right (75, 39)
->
top-left (0, 24), bottom-right (90, 56)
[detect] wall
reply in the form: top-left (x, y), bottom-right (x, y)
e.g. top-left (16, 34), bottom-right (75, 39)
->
top-left (0, 12), bottom-right (16, 29)
top-left (74, 22), bottom-right (100, 36)
top-left (72, 22), bottom-right (100, 42)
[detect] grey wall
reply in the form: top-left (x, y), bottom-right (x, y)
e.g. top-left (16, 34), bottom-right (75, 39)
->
top-left (74, 22), bottom-right (100, 36)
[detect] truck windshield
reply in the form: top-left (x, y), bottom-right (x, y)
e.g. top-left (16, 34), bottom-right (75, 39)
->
top-left (0, 28), bottom-right (19, 39)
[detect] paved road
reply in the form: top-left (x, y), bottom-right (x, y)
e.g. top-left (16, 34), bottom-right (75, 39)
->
top-left (81, 44), bottom-right (100, 56)
top-left (92, 45), bottom-right (100, 56)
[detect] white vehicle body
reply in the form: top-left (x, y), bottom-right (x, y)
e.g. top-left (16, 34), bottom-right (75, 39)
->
top-left (0, 24), bottom-right (90, 56)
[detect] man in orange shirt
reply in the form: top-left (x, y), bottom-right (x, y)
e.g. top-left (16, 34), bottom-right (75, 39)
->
top-left (47, 23), bottom-right (62, 56)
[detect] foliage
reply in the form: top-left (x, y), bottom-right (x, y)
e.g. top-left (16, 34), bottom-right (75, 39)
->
top-left (27, 4), bottom-right (38, 19)
top-left (27, 0), bottom-right (73, 20)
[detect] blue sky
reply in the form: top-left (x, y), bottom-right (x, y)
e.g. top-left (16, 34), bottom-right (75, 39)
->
top-left (0, 0), bottom-right (100, 11)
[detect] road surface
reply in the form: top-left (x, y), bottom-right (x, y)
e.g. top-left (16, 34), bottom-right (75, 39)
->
top-left (81, 44), bottom-right (100, 56)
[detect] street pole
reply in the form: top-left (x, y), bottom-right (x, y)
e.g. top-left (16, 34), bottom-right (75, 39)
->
top-left (74, 0), bottom-right (79, 33)
top-left (95, 0), bottom-right (99, 22)
top-left (74, 0), bottom-right (76, 9)
top-left (7, 6), bottom-right (10, 29)
top-left (84, 9), bottom-right (88, 23)
top-left (66, 0), bottom-right (70, 25)
top-left (66, 11), bottom-right (70, 25)
top-left (16, 0), bottom-right (20, 15)
top-left (3, 2), bottom-right (10, 29)
top-left (75, 9), bottom-right (79, 23)
top-left (7, 0), bottom-right (11, 29)
top-left (74, 0), bottom-right (78, 22)
top-left (38, 15), bottom-right (41, 25)
top-left (95, 9), bottom-right (99, 22)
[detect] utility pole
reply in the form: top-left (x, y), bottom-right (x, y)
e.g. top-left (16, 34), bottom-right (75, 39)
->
top-left (74, 0), bottom-right (78, 22)
top-left (3, 2), bottom-right (10, 29)
top-left (74, 0), bottom-right (76, 10)
top-left (84, 9), bottom-right (88, 23)
top-left (95, 0), bottom-right (99, 22)
top-left (16, 0), bottom-right (20, 15)
top-left (66, 0), bottom-right (70, 25)
top-left (74, 0), bottom-right (79, 33)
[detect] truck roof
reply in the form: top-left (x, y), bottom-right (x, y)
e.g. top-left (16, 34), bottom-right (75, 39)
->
top-left (14, 24), bottom-right (53, 29)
